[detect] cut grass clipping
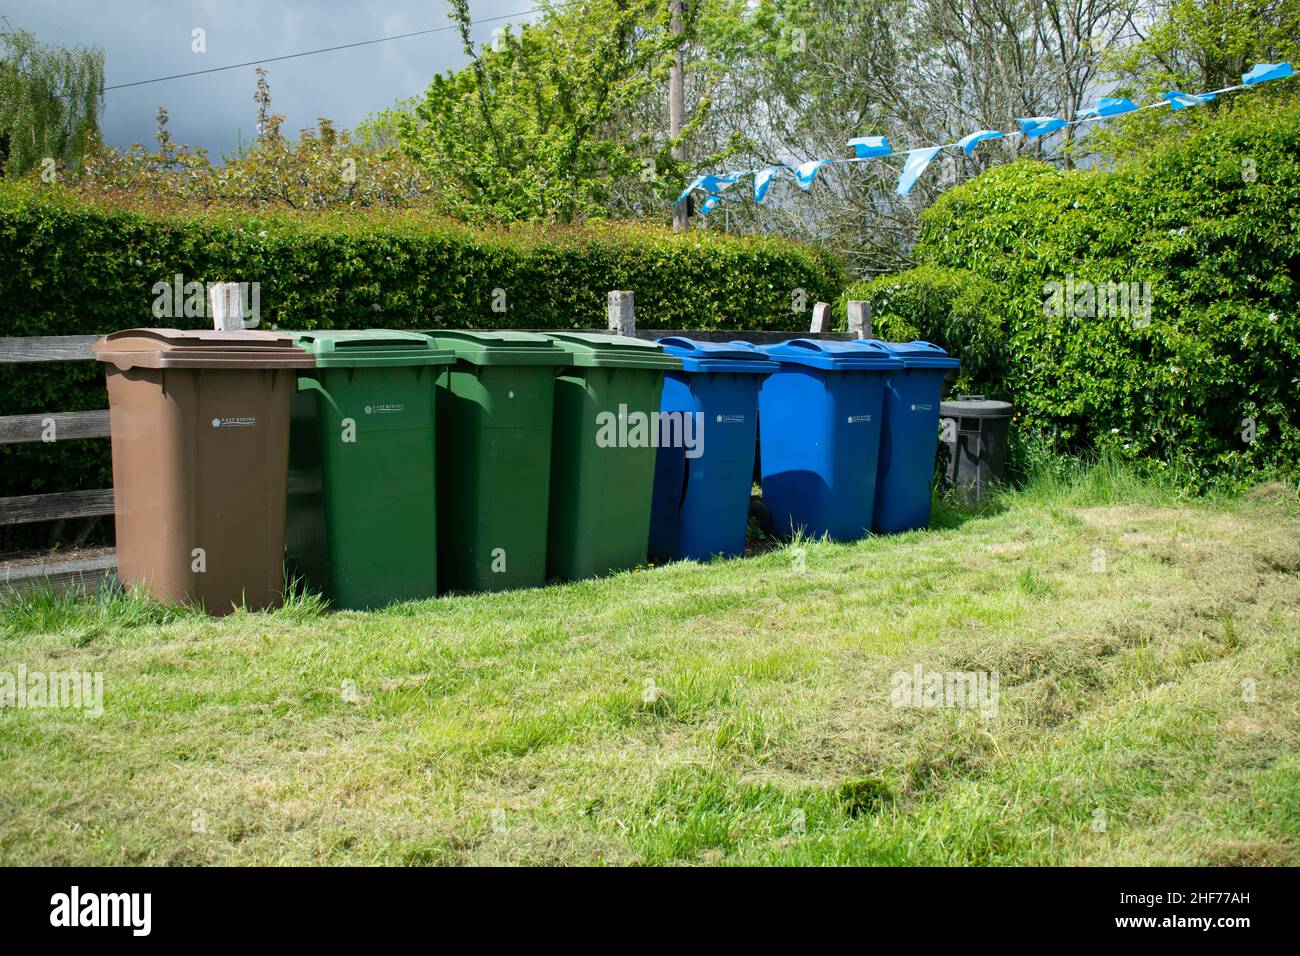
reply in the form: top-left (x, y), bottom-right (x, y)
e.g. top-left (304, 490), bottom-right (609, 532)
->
top-left (1, 471), bottom-right (1297, 865)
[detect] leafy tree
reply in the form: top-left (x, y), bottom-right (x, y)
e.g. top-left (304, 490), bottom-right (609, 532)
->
top-left (1092, 0), bottom-right (1300, 160)
top-left (0, 25), bottom-right (103, 177)
top-left (394, 0), bottom-right (697, 222)
top-left (1107, 0), bottom-right (1300, 94)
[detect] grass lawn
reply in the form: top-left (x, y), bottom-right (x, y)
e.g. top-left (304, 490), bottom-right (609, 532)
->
top-left (1, 467), bottom-right (1297, 866)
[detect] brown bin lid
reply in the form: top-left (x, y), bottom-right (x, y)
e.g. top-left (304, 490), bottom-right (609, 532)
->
top-left (93, 328), bottom-right (316, 370)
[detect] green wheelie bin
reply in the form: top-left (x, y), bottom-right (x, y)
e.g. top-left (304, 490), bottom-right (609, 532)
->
top-left (286, 329), bottom-right (454, 609)
top-left (426, 330), bottom-right (568, 593)
top-left (544, 333), bottom-right (681, 582)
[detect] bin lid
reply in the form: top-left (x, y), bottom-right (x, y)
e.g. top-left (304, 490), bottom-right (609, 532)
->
top-left (856, 339), bottom-right (960, 370)
top-left (92, 328), bottom-right (315, 370)
top-left (941, 397), bottom-right (1013, 417)
top-left (424, 330), bottom-right (569, 366)
top-left (745, 338), bottom-right (904, 371)
top-left (291, 329), bottom-right (454, 368)
top-left (656, 337), bottom-right (779, 374)
top-left (545, 332), bottom-right (683, 370)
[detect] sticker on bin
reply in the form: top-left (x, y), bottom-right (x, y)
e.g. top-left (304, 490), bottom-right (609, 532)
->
top-left (847, 414), bottom-right (872, 423)
top-left (364, 403), bottom-right (405, 415)
top-left (211, 416), bottom-right (256, 428)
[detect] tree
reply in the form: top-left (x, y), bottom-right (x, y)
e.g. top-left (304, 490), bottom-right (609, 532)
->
top-left (1107, 0), bottom-right (1300, 95)
top-left (0, 25), bottom-right (103, 177)
top-left (394, 0), bottom-right (695, 222)
top-left (695, 0), bottom-right (1138, 274)
top-left (1092, 0), bottom-right (1300, 160)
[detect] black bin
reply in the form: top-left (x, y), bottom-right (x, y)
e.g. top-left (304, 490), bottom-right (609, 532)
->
top-left (940, 395), bottom-right (1012, 502)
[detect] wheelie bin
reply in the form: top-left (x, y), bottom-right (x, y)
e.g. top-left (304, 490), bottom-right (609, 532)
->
top-left (425, 330), bottom-right (568, 593)
top-left (648, 338), bottom-right (778, 561)
top-left (286, 330), bottom-right (454, 609)
top-left (940, 395), bottom-right (1013, 503)
top-left (543, 333), bottom-right (681, 581)
top-left (855, 340), bottom-right (960, 533)
top-left (748, 339), bottom-right (902, 540)
top-left (92, 328), bottom-right (315, 613)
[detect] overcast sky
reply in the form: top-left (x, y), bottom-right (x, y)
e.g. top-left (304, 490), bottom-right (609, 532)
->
top-left (3, 0), bottom-right (543, 158)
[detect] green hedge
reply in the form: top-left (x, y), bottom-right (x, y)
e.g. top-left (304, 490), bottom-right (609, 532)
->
top-left (0, 185), bottom-right (843, 496)
top-left (836, 264), bottom-right (1008, 391)
top-left (845, 98), bottom-right (1300, 490)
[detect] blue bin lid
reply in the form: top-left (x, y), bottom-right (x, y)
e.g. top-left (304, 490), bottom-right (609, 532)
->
top-left (657, 337), bottom-right (780, 374)
top-left (743, 338), bottom-right (903, 371)
top-left (856, 339), bottom-right (960, 370)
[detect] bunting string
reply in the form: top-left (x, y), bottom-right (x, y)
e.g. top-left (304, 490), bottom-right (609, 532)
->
top-left (675, 62), bottom-right (1295, 213)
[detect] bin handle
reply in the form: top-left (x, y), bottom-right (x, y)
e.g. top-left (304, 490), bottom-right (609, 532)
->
top-left (958, 394), bottom-right (985, 401)
top-left (296, 375), bottom-right (345, 416)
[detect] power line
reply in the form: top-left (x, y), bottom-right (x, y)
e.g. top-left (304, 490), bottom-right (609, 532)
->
top-left (101, 6), bottom-right (550, 92)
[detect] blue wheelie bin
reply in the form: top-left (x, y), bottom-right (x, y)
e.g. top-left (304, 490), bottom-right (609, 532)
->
top-left (749, 339), bottom-right (902, 540)
top-left (648, 338), bottom-right (778, 561)
top-left (856, 340), bottom-right (960, 533)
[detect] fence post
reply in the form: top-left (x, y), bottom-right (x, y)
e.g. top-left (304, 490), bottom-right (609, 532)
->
top-left (209, 283), bottom-right (246, 331)
top-left (809, 302), bottom-right (831, 334)
top-left (608, 291), bottom-right (636, 336)
top-left (846, 299), bottom-right (872, 339)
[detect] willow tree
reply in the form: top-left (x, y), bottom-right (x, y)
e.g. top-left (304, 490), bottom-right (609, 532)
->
top-left (0, 27), bottom-right (104, 177)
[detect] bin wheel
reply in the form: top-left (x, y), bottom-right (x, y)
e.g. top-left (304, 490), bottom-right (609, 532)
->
top-left (749, 496), bottom-right (773, 536)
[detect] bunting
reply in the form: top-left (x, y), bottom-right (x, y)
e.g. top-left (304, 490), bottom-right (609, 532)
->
top-left (1163, 90), bottom-right (1215, 110)
top-left (957, 129), bottom-right (1003, 153)
top-left (897, 146), bottom-right (942, 197)
top-left (674, 61), bottom-right (1294, 215)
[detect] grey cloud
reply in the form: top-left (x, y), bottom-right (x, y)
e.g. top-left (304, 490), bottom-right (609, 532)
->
top-left (4, 0), bottom-right (540, 159)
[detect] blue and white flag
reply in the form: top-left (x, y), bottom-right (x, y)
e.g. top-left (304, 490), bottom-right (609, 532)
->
top-left (1078, 97), bottom-right (1139, 119)
top-left (675, 174), bottom-right (724, 205)
top-left (794, 159), bottom-right (832, 190)
top-left (754, 166), bottom-right (783, 204)
top-left (1162, 90), bottom-right (1216, 111)
top-left (1017, 116), bottom-right (1068, 138)
top-left (1243, 62), bottom-right (1293, 85)
top-left (675, 62), bottom-right (1293, 214)
top-left (848, 135), bottom-right (891, 158)
top-left (896, 146), bottom-right (942, 196)
top-left (957, 130), bottom-right (1004, 153)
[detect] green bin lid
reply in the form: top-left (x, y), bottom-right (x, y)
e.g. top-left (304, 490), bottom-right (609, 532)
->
top-left (424, 330), bottom-right (569, 366)
top-left (544, 332), bottom-right (682, 370)
top-left (291, 329), bottom-right (453, 368)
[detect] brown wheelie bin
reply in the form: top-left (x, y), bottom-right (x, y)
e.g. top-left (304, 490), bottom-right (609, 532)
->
top-left (92, 329), bottom-right (314, 614)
